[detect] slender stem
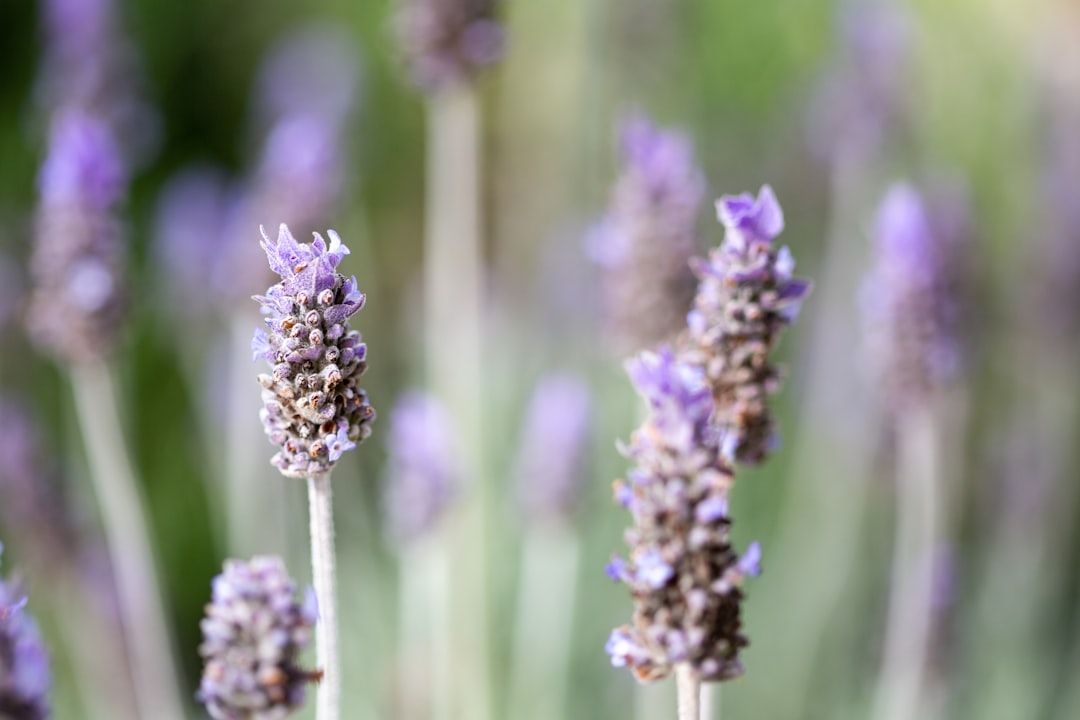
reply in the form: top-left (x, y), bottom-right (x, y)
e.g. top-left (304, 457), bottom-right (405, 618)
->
top-left (871, 405), bottom-right (940, 720)
top-left (399, 538), bottom-right (451, 720)
top-left (69, 361), bottom-right (186, 720)
top-left (307, 472), bottom-right (340, 720)
top-left (424, 82), bottom-right (490, 720)
top-left (507, 526), bottom-right (580, 720)
top-left (676, 664), bottom-right (701, 720)
top-left (700, 683), bottom-right (717, 720)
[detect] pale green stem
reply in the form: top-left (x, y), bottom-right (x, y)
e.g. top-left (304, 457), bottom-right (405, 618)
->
top-left (399, 538), bottom-right (451, 720)
top-left (871, 405), bottom-right (940, 720)
top-left (69, 361), bottom-right (186, 720)
top-left (700, 683), bottom-right (718, 720)
top-left (676, 664), bottom-right (701, 720)
top-left (507, 525), bottom-right (581, 720)
top-left (424, 82), bottom-right (491, 720)
top-left (308, 472), bottom-right (340, 720)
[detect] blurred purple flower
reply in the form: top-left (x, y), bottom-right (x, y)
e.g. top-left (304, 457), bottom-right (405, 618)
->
top-left (0, 401), bottom-right (76, 574)
top-left (153, 166), bottom-right (242, 317)
top-left (680, 185), bottom-right (811, 465)
top-left (383, 391), bottom-right (461, 543)
top-left (253, 225), bottom-right (374, 478)
top-left (513, 374), bottom-right (592, 524)
top-left (589, 114), bottom-right (704, 352)
top-left (862, 183), bottom-right (967, 411)
top-left (806, 0), bottom-right (911, 162)
top-left (198, 556), bottom-right (318, 720)
top-left (395, 0), bottom-right (505, 92)
top-left (608, 347), bottom-right (757, 684)
top-left (27, 110), bottom-right (128, 365)
top-left (0, 543), bottom-right (52, 720)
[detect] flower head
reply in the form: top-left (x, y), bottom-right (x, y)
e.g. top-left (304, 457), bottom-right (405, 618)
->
top-left (198, 556), bottom-right (318, 720)
top-left (589, 114), bottom-right (705, 352)
top-left (0, 543), bottom-right (52, 720)
top-left (680, 185), bottom-right (811, 465)
top-left (27, 110), bottom-right (128, 365)
top-left (395, 0), bottom-right (505, 92)
top-left (253, 225), bottom-right (374, 478)
top-left (513, 374), bottom-right (592, 524)
top-left (862, 183), bottom-right (965, 411)
top-left (383, 391), bottom-right (461, 543)
top-left (607, 348), bottom-right (759, 683)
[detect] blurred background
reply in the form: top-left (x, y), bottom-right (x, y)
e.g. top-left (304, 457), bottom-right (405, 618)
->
top-left (1, 0), bottom-right (1079, 719)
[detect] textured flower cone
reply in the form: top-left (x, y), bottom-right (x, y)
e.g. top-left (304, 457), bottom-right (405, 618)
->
top-left (592, 115), bottom-right (704, 353)
top-left (198, 556), bottom-right (319, 719)
top-left (862, 184), bottom-right (963, 412)
top-left (396, 0), bottom-right (504, 92)
top-left (253, 225), bottom-right (375, 478)
top-left (680, 185), bottom-right (812, 465)
top-left (27, 111), bottom-right (128, 365)
top-left (0, 545), bottom-right (52, 720)
top-left (605, 349), bottom-right (761, 683)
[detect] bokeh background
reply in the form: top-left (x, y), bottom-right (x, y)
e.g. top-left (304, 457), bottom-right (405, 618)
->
top-left (1, 0), bottom-right (1079, 719)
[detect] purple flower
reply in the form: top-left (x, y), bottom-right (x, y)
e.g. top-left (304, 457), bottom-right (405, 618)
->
top-left (383, 391), bottom-right (461, 543)
top-left (607, 348), bottom-right (755, 684)
top-left (861, 183), bottom-right (966, 410)
top-left (198, 556), bottom-right (319, 719)
top-left (589, 114), bottom-right (705, 352)
top-left (253, 225), bottom-right (375, 478)
top-left (0, 543), bottom-right (52, 720)
top-left (27, 109), bottom-right (128, 365)
top-left (680, 185), bottom-right (812, 465)
top-left (395, 0), bottom-right (505, 92)
top-left (513, 374), bottom-right (592, 523)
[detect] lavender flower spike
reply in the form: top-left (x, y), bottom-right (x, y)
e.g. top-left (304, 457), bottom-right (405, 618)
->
top-left (0, 543), bottom-right (52, 720)
top-left (680, 185), bottom-right (812, 465)
top-left (395, 0), bottom-right (505, 92)
top-left (513, 374), bottom-right (592, 524)
top-left (862, 183), bottom-right (962, 411)
top-left (198, 556), bottom-right (319, 720)
top-left (27, 110), bottom-right (128, 365)
top-left (589, 114), bottom-right (705, 352)
top-left (383, 391), bottom-right (462, 542)
top-left (253, 224), bottom-right (375, 478)
top-left (607, 348), bottom-right (759, 683)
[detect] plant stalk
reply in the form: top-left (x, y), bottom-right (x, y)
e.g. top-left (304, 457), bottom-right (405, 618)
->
top-left (308, 471), bottom-right (340, 720)
top-left (676, 663), bottom-right (701, 720)
top-left (424, 81), bottom-right (491, 720)
top-left (871, 405), bottom-right (940, 720)
top-left (69, 360), bottom-right (186, 720)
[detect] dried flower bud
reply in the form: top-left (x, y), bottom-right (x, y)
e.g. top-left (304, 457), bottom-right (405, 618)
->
top-left (198, 556), bottom-right (318, 720)
top-left (253, 225), bottom-right (374, 478)
top-left (606, 349), bottom-right (759, 684)
top-left (0, 543), bottom-right (52, 720)
top-left (383, 391), bottom-right (461, 543)
top-left (27, 110), bottom-right (128, 365)
top-left (589, 114), bottom-right (704, 352)
top-left (679, 185), bottom-right (812, 465)
top-left (395, 0), bottom-right (504, 92)
top-left (513, 374), bottom-right (592, 524)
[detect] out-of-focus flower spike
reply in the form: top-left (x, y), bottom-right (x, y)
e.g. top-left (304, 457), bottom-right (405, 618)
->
top-left (0, 542), bottom-right (52, 720)
top-left (395, 0), bottom-right (505, 92)
top-left (383, 391), bottom-right (462, 543)
top-left (27, 110), bottom-right (128, 365)
top-left (590, 114), bottom-right (705, 353)
top-left (198, 556), bottom-right (318, 719)
top-left (513, 374), bottom-right (592, 524)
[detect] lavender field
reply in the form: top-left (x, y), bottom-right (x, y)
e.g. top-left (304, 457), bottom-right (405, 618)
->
top-left (1, 1), bottom-right (1079, 719)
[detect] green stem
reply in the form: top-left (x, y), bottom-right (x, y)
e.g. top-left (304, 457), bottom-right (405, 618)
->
top-left (308, 472), bottom-right (340, 720)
